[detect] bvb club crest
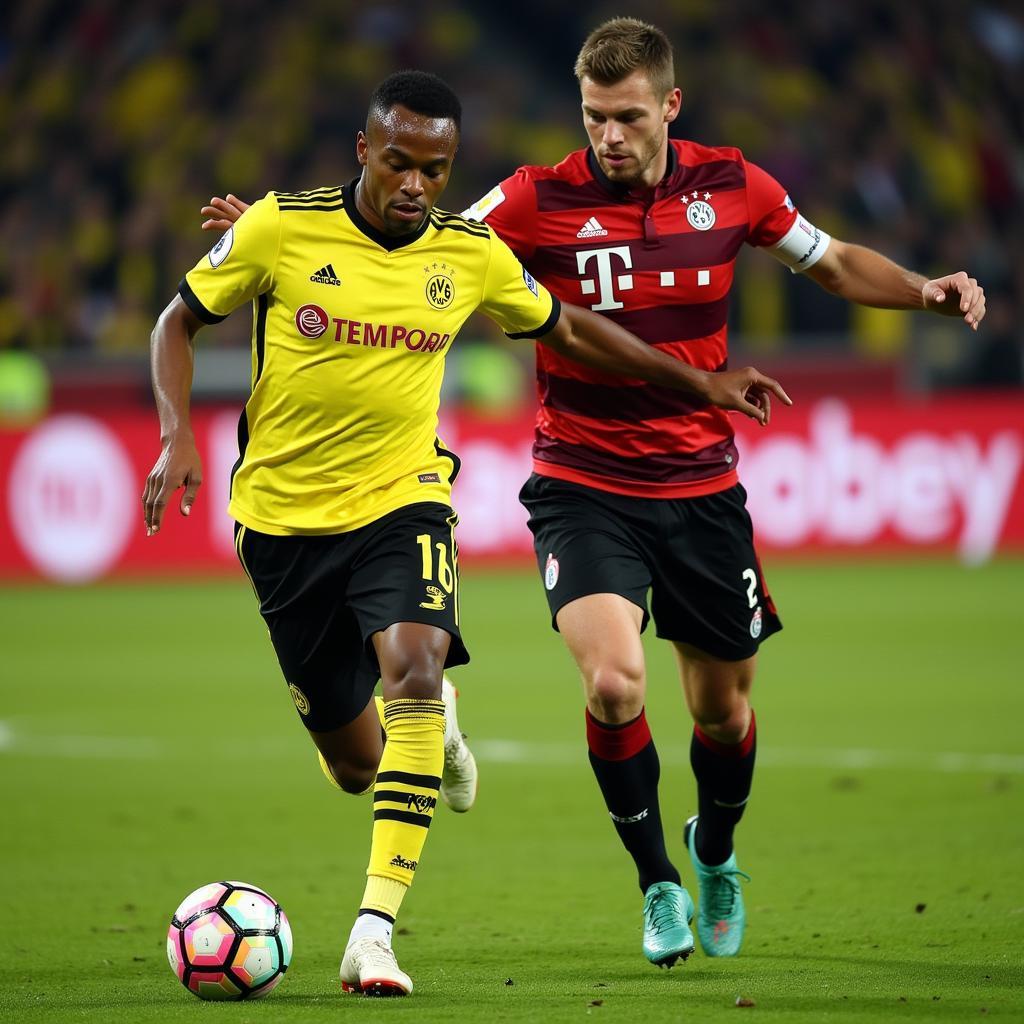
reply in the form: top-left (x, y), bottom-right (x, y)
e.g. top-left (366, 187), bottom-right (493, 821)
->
top-left (424, 262), bottom-right (455, 309)
top-left (288, 683), bottom-right (310, 715)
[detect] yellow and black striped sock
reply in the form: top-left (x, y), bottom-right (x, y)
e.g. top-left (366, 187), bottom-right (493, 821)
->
top-left (360, 697), bottom-right (445, 920)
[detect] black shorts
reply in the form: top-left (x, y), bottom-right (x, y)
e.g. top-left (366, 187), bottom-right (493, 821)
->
top-left (235, 502), bottom-right (468, 731)
top-left (519, 475), bottom-right (781, 661)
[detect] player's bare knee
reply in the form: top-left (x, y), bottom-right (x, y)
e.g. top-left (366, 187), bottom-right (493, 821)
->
top-left (586, 664), bottom-right (645, 722)
top-left (382, 662), bottom-right (444, 702)
top-left (694, 702), bottom-right (751, 745)
top-left (338, 768), bottom-right (376, 795)
top-left (329, 756), bottom-right (377, 795)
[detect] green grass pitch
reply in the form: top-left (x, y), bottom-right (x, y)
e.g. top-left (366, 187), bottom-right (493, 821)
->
top-left (0, 559), bottom-right (1022, 1022)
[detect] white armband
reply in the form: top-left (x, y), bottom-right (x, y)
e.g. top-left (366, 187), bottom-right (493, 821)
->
top-left (767, 214), bottom-right (831, 273)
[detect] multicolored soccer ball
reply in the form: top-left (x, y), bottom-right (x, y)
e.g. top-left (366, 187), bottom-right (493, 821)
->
top-left (166, 881), bottom-right (292, 1000)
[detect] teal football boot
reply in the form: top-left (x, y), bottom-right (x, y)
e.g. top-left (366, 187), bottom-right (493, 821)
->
top-left (684, 815), bottom-right (750, 957)
top-left (641, 881), bottom-right (695, 968)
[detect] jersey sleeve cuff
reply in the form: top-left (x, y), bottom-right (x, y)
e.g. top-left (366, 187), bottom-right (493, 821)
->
top-left (178, 278), bottom-right (228, 324)
top-left (505, 295), bottom-right (561, 340)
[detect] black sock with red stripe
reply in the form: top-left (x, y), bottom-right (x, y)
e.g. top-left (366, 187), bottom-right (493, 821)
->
top-left (689, 710), bottom-right (757, 866)
top-left (586, 708), bottom-right (680, 893)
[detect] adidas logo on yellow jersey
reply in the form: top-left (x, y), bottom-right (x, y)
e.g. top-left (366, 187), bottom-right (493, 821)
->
top-left (309, 263), bottom-right (341, 286)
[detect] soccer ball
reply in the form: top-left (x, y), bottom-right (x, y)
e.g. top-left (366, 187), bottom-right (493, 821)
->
top-left (166, 880), bottom-right (292, 1000)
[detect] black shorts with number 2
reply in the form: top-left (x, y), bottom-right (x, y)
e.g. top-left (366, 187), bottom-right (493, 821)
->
top-left (519, 475), bottom-right (781, 661)
top-left (235, 502), bottom-right (467, 732)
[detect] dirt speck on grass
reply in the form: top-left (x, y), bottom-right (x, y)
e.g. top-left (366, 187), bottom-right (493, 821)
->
top-left (830, 776), bottom-right (860, 790)
top-left (735, 997), bottom-right (756, 1008)
top-left (915, 903), bottom-right (926, 913)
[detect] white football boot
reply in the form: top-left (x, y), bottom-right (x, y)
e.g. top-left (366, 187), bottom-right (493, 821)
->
top-left (440, 676), bottom-right (478, 812)
top-left (339, 938), bottom-right (412, 997)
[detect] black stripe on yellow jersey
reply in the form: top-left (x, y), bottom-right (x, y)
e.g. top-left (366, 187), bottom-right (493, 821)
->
top-left (276, 186), bottom-right (344, 211)
top-left (275, 186), bottom-right (344, 199)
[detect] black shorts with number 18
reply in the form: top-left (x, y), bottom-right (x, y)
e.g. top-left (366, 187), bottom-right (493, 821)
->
top-left (235, 502), bottom-right (467, 732)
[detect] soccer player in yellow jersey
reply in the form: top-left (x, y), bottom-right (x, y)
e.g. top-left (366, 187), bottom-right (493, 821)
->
top-left (143, 70), bottom-right (789, 996)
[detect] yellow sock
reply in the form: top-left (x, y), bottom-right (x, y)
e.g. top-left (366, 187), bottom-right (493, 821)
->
top-left (374, 696), bottom-right (385, 728)
top-left (360, 875), bottom-right (410, 921)
top-left (363, 697), bottom-right (445, 912)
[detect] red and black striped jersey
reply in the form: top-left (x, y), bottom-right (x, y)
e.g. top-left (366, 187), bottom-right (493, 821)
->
top-left (465, 140), bottom-right (801, 498)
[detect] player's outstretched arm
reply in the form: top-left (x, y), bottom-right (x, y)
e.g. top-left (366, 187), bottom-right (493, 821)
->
top-left (143, 296), bottom-right (205, 535)
top-left (539, 303), bottom-right (791, 426)
top-left (806, 240), bottom-right (986, 331)
top-left (201, 195), bottom-right (249, 232)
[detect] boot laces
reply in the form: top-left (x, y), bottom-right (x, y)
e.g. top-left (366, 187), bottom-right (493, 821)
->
top-left (645, 887), bottom-right (684, 934)
top-left (353, 938), bottom-right (399, 970)
top-left (705, 867), bottom-right (750, 919)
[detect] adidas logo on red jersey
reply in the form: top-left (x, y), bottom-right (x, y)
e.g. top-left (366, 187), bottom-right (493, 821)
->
top-left (576, 217), bottom-right (608, 239)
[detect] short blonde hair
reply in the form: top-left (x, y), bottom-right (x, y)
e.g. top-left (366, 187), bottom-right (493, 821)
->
top-left (574, 18), bottom-right (675, 99)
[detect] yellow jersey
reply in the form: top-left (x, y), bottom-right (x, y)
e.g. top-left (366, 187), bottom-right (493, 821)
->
top-left (180, 181), bottom-right (559, 534)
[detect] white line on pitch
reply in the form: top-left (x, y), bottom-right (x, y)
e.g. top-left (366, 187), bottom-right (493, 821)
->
top-left (0, 722), bottom-right (163, 759)
top-left (472, 740), bottom-right (1024, 775)
top-left (0, 722), bottom-right (1020, 775)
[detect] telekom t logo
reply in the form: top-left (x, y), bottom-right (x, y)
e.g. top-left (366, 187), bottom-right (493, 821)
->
top-left (576, 246), bottom-right (633, 311)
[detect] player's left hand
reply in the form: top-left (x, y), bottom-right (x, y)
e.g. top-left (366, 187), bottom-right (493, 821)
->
top-left (922, 272), bottom-right (985, 331)
top-left (704, 366), bottom-right (792, 427)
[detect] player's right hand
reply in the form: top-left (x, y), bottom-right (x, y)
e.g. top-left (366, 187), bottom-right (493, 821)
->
top-left (200, 194), bottom-right (249, 232)
top-left (142, 439), bottom-right (203, 536)
top-left (704, 367), bottom-right (792, 427)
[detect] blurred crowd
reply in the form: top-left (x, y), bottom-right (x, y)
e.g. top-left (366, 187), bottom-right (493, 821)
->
top-left (1, 0), bottom-right (1021, 389)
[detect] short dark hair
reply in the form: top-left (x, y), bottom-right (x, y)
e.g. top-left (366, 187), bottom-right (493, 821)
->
top-left (574, 18), bottom-right (675, 99)
top-left (367, 70), bottom-right (462, 131)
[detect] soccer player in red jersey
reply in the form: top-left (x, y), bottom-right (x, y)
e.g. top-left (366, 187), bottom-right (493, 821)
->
top-left (199, 21), bottom-right (985, 971)
top-left (461, 18), bottom-right (984, 967)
